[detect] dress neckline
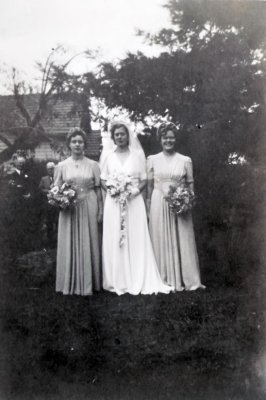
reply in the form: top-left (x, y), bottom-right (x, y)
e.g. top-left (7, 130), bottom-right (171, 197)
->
top-left (162, 151), bottom-right (177, 161)
top-left (114, 149), bottom-right (131, 167)
top-left (70, 156), bottom-right (85, 169)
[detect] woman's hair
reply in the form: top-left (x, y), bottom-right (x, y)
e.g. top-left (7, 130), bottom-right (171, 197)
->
top-left (157, 122), bottom-right (179, 141)
top-left (110, 123), bottom-right (129, 143)
top-left (66, 127), bottom-right (87, 148)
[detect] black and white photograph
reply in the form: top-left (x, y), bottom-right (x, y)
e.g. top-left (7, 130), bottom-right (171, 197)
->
top-left (0, 0), bottom-right (266, 399)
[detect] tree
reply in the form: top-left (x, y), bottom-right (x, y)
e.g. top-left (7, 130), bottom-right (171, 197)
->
top-left (94, 0), bottom-right (266, 164)
top-left (0, 48), bottom-right (97, 163)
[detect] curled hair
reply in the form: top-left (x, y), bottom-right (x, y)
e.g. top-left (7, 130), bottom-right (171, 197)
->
top-left (66, 127), bottom-right (87, 148)
top-left (157, 122), bottom-right (179, 141)
top-left (110, 123), bottom-right (129, 142)
top-left (12, 150), bottom-right (27, 161)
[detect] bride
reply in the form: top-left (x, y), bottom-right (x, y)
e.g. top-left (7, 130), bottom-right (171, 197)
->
top-left (100, 121), bottom-right (173, 295)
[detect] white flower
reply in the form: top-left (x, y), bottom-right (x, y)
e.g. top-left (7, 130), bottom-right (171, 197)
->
top-left (67, 189), bottom-right (76, 198)
top-left (51, 186), bottom-right (59, 195)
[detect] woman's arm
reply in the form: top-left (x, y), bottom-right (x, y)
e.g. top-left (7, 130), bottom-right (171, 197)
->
top-left (129, 178), bottom-right (147, 199)
top-left (186, 158), bottom-right (195, 192)
top-left (188, 181), bottom-right (194, 192)
top-left (146, 179), bottom-right (154, 215)
top-left (92, 162), bottom-right (103, 223)
top-left (146, 178), bottom-right (154, 200)
top-left (96, 186), bottom-right (103, 223)
top-left (146, 156), bottom-right (154, 215)
top-left (101, 179), bottom-right (107, 192)
top-left (138, 179), bottom-right (147, 193)
top-left (53, 164), bottom-right (63, 187)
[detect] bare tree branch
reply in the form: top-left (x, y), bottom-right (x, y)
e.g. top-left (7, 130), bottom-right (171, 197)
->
top-left (31, 93), bottom-right (48, 127)
top-left (41, 50), bottom-right (54, 93)
top-left (42, 58), bottom-right (56, 95)
top-left (12, 69), bottom-right (33, 127)
top-left (13, 88), bottom-right (33, 127)
top-left (0, 134), bottom-right (13, 148)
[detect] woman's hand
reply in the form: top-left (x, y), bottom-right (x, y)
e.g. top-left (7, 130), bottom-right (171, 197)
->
top-left (129, 187), bottom-right (140, 199)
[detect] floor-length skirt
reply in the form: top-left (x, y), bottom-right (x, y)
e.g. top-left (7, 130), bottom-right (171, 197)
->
top-left (149, 188), bottom-right (204, 291)
top-left (56, 191), bottom-right (100, 295)
top-left (102, 194), bottom-right (172, 295)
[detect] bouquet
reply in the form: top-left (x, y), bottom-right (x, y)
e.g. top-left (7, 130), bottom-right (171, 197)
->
top-left (47, 183), bottom-right (77, 210)
top-left (164, 184), bottom-right (195, 215)
top-left (106, 173), bottom-right (136, 246)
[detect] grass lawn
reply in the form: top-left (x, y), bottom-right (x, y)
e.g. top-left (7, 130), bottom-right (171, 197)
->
top-left (0, 247), bottom-right (266, 400)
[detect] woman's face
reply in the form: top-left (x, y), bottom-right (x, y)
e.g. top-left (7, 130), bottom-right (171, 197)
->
top-left (69, 135), bottom-right (85, 155)
top-left (113, 126), bottom-right (129, 148)
top-left (161, 130), bottom-right (176, 152)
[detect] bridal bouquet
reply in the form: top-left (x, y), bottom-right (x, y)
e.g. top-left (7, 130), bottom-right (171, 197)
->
top-left (106, 173), bottom-right (136, 246)
top-left (164, 184), bottom-right (195, 215)
top-left (47, 183), bottom-right (77, 210)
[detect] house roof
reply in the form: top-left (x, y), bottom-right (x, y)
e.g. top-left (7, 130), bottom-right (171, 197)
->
top-left (0, 94), bottom-right (101, 159)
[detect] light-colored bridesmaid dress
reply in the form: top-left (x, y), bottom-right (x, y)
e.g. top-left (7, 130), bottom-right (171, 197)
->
top-left (54, 156), bottom-right (101, 295)
top-left (148, 152), bottom-right (205, 291)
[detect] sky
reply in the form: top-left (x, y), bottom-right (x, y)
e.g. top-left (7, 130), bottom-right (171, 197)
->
top-left (0, 0), bottom-right (170, 93)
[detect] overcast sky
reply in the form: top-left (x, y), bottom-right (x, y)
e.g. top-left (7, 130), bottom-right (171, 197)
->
top-left (0, 0), bottom-right (170, 92)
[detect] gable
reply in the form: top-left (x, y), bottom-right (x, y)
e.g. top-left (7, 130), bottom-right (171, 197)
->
top-left (0, 94), bottom-right (101, 160)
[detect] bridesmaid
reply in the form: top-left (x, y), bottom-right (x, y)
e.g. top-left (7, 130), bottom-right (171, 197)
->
top-left (147, 122), bottom-right (205, 291)
top-left (54, 127), bottom-right (103, 295)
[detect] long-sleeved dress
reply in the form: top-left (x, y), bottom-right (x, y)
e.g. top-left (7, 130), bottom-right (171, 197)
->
top-left (101, 149), bottom-right (172, 295)
top-left (148, 152), bottom-right (205, 291)
top-left (54, 156), bottom-right (101, 295)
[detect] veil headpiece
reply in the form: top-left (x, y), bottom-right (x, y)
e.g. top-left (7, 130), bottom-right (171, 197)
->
top-left (100, 120), bottom-right (145, 166)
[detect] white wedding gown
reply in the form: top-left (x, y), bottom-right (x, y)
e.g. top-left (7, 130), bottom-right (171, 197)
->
top-left (101, 150), bottom-right (172, 295)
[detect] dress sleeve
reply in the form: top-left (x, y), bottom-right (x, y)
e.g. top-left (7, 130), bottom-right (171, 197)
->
top-left (185, 157), bottom-right (194, 184)
top-left (53, 163), bottom-right (63, 187)
top-left (100, 154), bottom-right (109, 180)
top-left (92, 162), bottom-right (101, 187)
top-left (147, 156), bottom-right (154, 181)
